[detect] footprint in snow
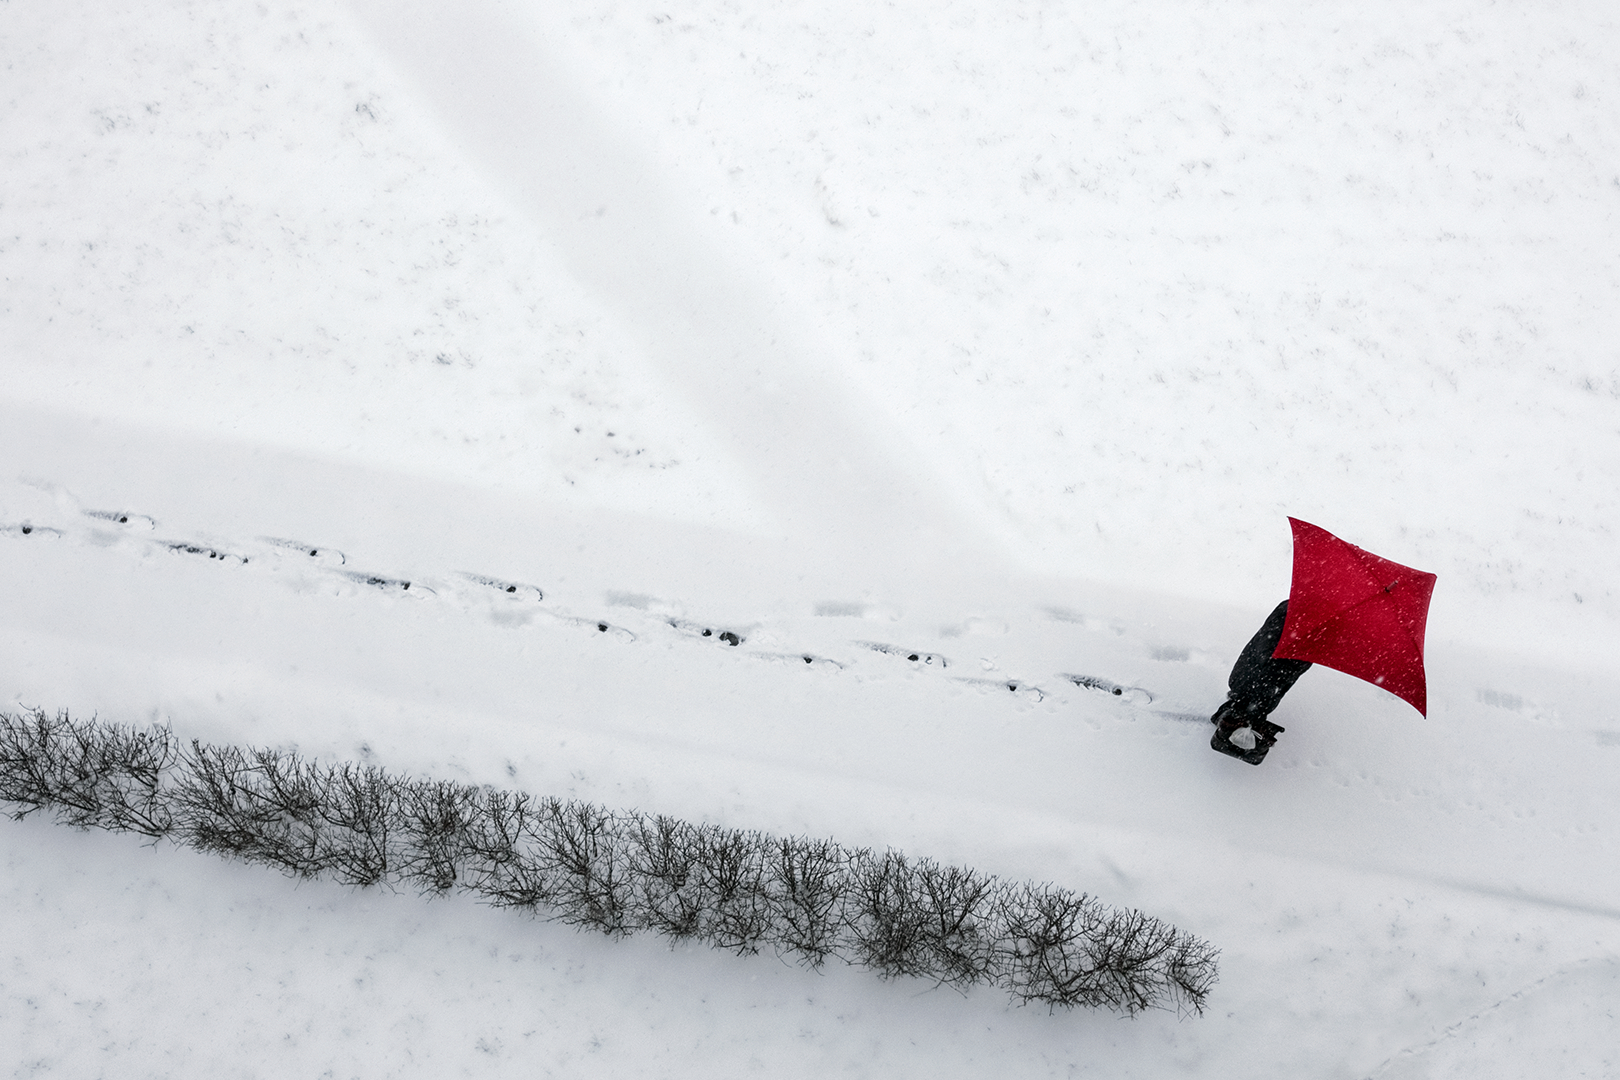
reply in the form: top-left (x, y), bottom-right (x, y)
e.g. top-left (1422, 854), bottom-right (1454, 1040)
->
top-left (1065, 674), bottom-right (1154, 706)
top-left (164, 541), bottom-right (249, 566)
top-left (523, 611), bottom-right (636, 643)
top-left (581, 618), bottom-right (636, 642)
top-left (339, 570), bottom-right (425, 595)
top-left (749, 651), bottom-right (845, 670)
top-left (3, 523), bottom-right (63, 540)
top-left (954, 676), bottom-right (1046, 702)
top-left (458, 572), bottom-right (544, 602)
top-left (84, 510), bottom-right (156, 531)
top-left (666, 618), bottom-right (746, 647)
top-left (858, 642), bottom-right (949, 668)
top-left (261, 538), bottom-right (348, 566)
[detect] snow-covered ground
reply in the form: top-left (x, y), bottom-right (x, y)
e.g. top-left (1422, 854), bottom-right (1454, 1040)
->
top-left (3, 0), bottom-right (1618, 1076)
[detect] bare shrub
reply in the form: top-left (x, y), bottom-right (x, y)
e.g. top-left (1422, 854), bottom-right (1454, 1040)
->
top-left (529, 798), bottom-right (633, 935)
top-left (846, 848), bottom-right (934, 979)
top-left (461, 789), bottom-right (551, 909)
top-left (1162, 925), bottom-right (1223, 1014)
top-left (396, 778), bottom-right (479, 893)
top-left (0, 708), bottom-right (175, 836)
top-left (0, 709), bottom-right (1220, 1013)
top-left (171, 744), bottom-right (402, 885)
top-left (172, 742), bottom-right (331, 876)
top-left (626, 813), bottom-right (706, 939)
top-left (998, 882), bottom-right (1116, 1009)
top-left (763, 835), bottom-right (848, 969)
top-left (995, 883), bottom-right (1217, 1014)
top-left (915, 859), bottom-right (1003, 987)
top-left (315, 762), bottom-right (400, 887)
top-left (688, 824), bottom-right (770, 954)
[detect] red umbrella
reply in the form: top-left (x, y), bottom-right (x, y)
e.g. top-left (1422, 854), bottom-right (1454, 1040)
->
top-left (1273, 518), bottom-right (1437, 715)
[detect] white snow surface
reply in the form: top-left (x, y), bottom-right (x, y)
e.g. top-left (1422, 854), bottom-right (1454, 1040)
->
top-left (2, 0), bottom-right (1618, 1076)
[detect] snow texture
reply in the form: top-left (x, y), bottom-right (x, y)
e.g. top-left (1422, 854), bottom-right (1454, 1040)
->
top-left (2, 0), bottom-right (1618, 1076)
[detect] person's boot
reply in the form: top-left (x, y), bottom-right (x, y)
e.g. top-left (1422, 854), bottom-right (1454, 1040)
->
top-left (1210, 699), bottom-right (1286, 765)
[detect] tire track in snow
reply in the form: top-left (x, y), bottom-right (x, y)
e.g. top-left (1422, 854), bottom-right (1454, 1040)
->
top-left (343, 0), bottom-right (1013, 584)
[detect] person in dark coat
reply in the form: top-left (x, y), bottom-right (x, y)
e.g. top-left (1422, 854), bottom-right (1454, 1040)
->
top-left (1210, 600), bottom-right (1312, 765)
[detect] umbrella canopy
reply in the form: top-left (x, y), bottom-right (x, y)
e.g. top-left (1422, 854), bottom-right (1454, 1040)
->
top-left (1273, 517), bottom-right (1437, 715)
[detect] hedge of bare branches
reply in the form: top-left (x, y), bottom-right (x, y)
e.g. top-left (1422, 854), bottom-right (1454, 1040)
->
top-left (0, 707), bottom-right (1218, 1014)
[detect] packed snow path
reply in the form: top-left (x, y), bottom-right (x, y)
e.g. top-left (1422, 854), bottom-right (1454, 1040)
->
top-left (2, 452), bottom-right (1617, 1078)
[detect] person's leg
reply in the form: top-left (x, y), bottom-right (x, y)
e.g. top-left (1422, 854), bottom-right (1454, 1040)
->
top-left (1226, 600), bottom-right (1312, 715)
top-left (1211, 601), bottom-right (1312, 764)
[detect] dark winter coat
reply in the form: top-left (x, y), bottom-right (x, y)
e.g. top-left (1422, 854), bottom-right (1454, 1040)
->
top-left (1226, 600), bottom-right (1312, 717)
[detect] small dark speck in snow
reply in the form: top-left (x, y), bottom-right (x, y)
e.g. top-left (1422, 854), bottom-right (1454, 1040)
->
top-left (598, 623), bottom-right (609, 632)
